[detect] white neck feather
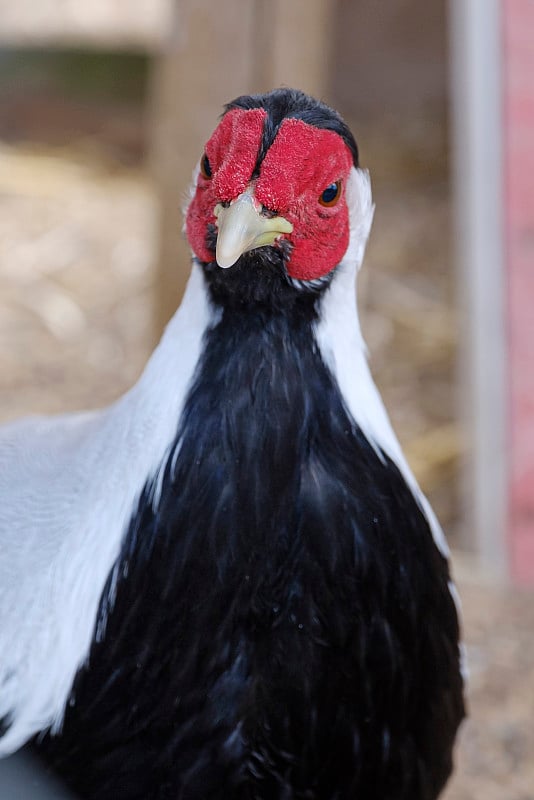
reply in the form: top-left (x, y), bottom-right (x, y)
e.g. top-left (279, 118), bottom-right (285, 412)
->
top-left (315, 168), bottom-right (448, 557)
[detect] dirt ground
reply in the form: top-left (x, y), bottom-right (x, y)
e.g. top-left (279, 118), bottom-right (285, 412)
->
top-left (0, 140), bottom-right (533, 799)
top-left (444, 567), bottom-right (534, 800)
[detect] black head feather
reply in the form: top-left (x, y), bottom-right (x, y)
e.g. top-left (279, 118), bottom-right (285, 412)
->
top-left (224, 88), bottom-right (359, 175)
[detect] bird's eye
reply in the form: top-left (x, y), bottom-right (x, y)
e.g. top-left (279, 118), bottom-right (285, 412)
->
top-left (200, 154), bottom-right (212, 179)
top-left (319, 181), bottom-right (342, 207)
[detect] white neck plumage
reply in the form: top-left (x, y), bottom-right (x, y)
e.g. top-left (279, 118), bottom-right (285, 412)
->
top-left (314, 168), bottom-right (447, 557)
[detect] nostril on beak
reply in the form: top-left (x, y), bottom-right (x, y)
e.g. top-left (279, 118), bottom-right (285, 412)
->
top-left (260, 206), bottom-right (279, 219)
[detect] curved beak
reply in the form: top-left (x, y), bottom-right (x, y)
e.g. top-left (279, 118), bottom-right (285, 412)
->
top-left (214, 188), bottom-right (293, 269)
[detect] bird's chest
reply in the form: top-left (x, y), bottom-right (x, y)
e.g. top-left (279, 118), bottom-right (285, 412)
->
top-left (42, 312), bottom-right (462, 799)
top-left (103, 315), bottom-right (433, 703)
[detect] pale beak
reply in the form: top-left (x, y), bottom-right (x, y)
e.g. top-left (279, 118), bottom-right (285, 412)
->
top-left (214, 188), bottom-right (293, 269)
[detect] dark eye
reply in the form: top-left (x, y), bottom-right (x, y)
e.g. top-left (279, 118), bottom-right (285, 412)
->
top-left (319, 180), bottom-right (342, 207)
top-left (200, 153), bottom-right (212, 179)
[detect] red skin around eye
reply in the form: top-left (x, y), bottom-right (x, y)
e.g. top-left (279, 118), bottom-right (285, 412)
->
top-left (186, 110), bottom-right (354, 281)
top-left (186, 108), bottom-right (266, 264)
top-left (255, 119), bottom-right (353, 280)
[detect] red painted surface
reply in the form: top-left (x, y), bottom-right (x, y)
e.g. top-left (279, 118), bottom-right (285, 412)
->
top-left (503, 0), bottom-right (534, 583)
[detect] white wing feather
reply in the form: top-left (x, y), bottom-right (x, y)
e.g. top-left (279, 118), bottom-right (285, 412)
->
top-left (0, 264), bottom-right (214, 755)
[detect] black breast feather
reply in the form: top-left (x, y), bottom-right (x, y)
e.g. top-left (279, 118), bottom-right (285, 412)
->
top-left (38, 270), bottom-right (464, 800)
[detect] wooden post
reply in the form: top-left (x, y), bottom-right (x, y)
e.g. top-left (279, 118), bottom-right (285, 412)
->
top-left (149, 0), bottom-right (332, 335)
top-left (252, 0), bottom-right (333, 97)
top-left (148, 0), bottom-right (258, 333)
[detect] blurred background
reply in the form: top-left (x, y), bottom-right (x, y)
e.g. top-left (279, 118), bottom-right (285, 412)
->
top-left (0, 1), bottom-right (533, 797)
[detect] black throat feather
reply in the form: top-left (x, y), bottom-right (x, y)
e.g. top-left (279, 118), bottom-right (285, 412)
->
top-left (37, 259), bottom-right (464, 799)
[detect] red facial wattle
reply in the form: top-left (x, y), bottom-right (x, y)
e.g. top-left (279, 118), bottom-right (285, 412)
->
top-left (185, 108), bottom-right (354, 281)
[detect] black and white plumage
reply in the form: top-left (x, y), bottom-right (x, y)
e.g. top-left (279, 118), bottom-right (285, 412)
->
top-left (0, 89), bottom-right (464, 799)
